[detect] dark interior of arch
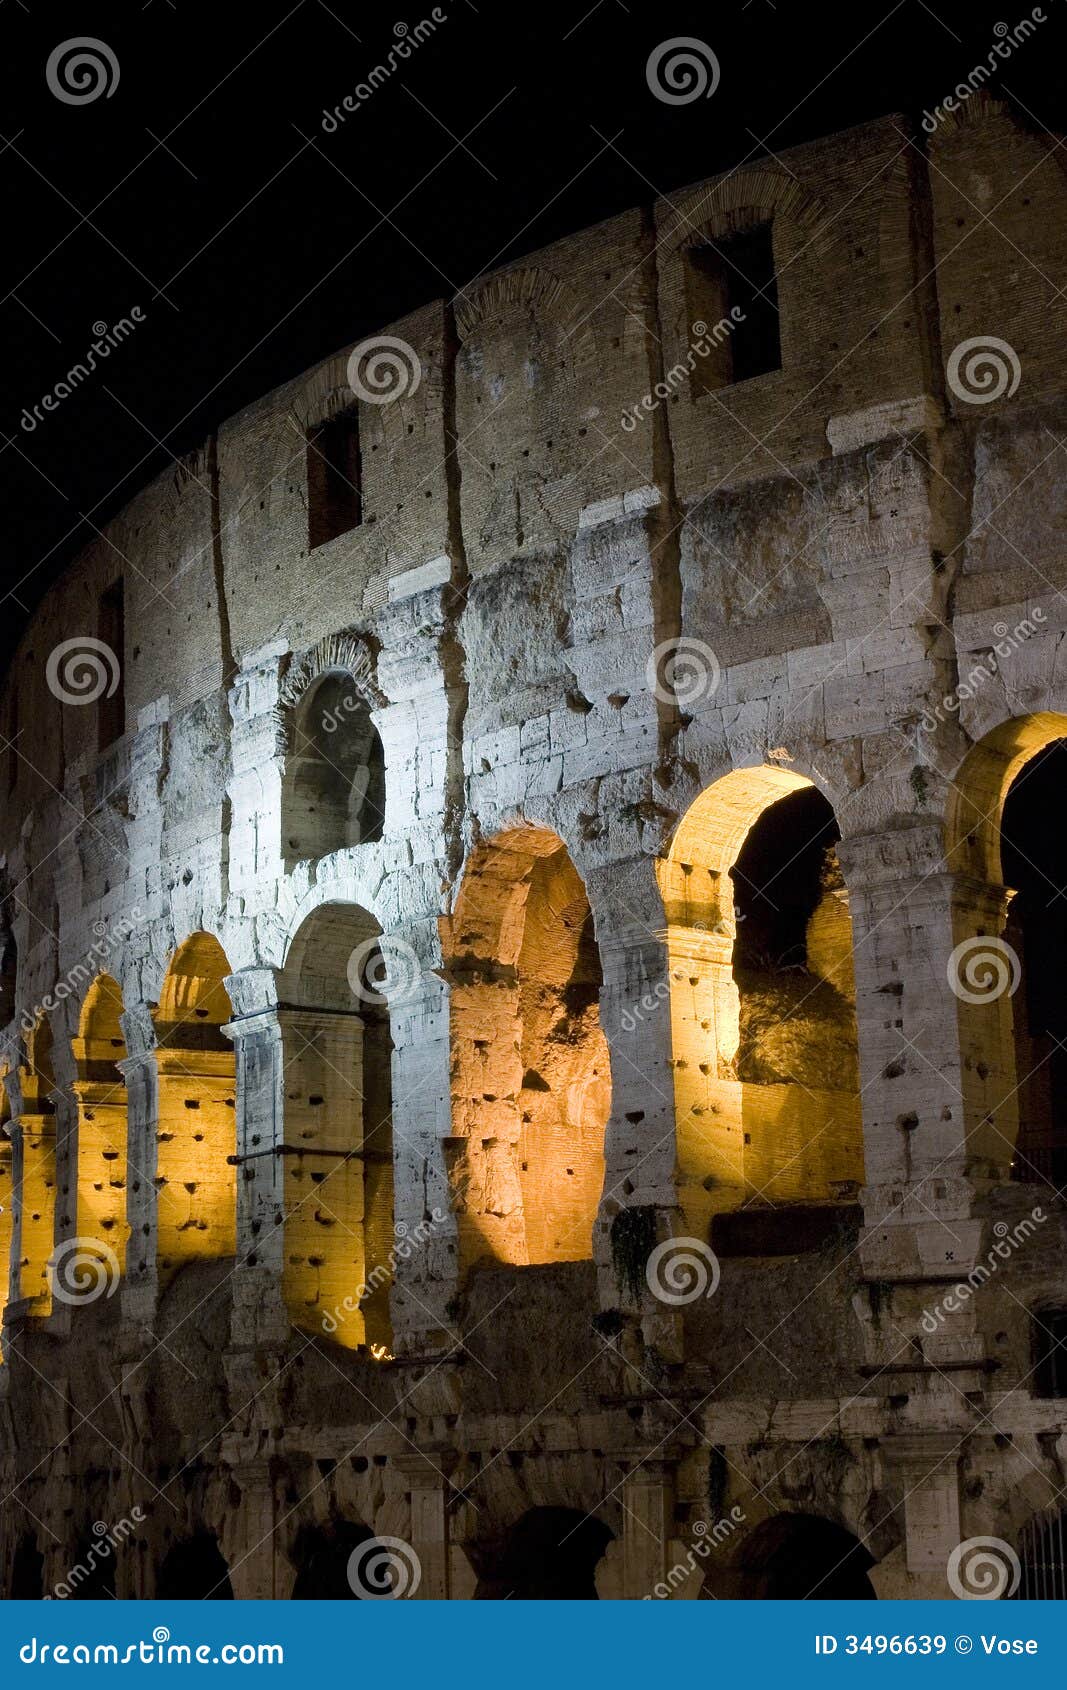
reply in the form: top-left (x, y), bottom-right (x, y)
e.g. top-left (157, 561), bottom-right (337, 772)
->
top-left (1001, 739), bottom-right (1067, 1184)
top-left (290, 1519), bottom-right (374, 1598)
top-left (156, 1532), bottom-right (234, 1599)
top-left (9, 1532), bottom-right (43, 1598)
top-left (283, 673), bottom-right (385, 863)
top-left (735, 1513), bottom-right (876, 1599)
top-left (474, 1506), bottom-right (613, 1599)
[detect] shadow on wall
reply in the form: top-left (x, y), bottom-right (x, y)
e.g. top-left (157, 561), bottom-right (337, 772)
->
top-left (289, 1520), bottom-right (374, 1599)
top-left (728, 1513), bottom-right (876, 1599)
top-left (156, 1533), bottom-right (234, 1599)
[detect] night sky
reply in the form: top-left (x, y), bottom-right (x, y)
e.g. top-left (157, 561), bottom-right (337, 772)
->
top-left (2, 0), bottom-right (1065, 674)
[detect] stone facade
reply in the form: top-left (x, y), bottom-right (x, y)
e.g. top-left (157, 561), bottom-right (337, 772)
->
top-left (1, 99), bottom-right (1067, 1599)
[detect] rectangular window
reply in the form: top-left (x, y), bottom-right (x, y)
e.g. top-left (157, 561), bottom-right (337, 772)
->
top-left (97, 578), bottom-right (125, 750)
top-left (1033, 1308), bottom-right (1067, 1398)
top-left (307, 410), bottom-right (362, 549)
top-left (684, 221), bottom-right (782, 396)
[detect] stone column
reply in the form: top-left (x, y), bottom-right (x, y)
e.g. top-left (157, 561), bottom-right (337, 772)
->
top-left (387, 968), bottom-right (457, 1353)
top-left (620, 1458), bottom-right (676, 1599)
top-left (396, 1454), bottom-right (455, 1598)
top-left (222, 969), bottom-right (288, 1354)
top-left (117, 1003), bottom-right (160, 1332)
top-left (883, 1435), bottom-right (962, 1596)
top-left (223, 1461), bottom-right (279, 1600)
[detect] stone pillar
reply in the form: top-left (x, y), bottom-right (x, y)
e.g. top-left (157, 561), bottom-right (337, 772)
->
top-left (224, 1462), bottom-right (278, 1599)
top-left (620, 1459), bottom-right (676, 1599)
top-left (586, 858), bottom-right (681, 1350)
top-left (118, 1003), bottom-right (160, 1332)
top-left (883, 1436), bottom-right (962, 1596)
top-left (2, 1059), bottom-right (58, 1320)
top-left (396, 1454), bottom-right (455, 1598)
top-left (222, 969), bottom-right (288, 1354)
top-left (388, 968), bottom-right (457, 1353)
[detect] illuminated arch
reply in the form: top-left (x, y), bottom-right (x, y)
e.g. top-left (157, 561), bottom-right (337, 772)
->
top-left (277, 902), bottom-right (394, 1352)
top-left (71, 974), bottom-right (129, 1276)
top-left (944, 713), bottom-right (1067, 1183)
top-left (153, 934), bottom-right (236, 1284)
top-left (12, 1018), bottom-right (57, 1312)
top-left (658, 766), bottom-right (863, 1244)
top-left (445, 824), bottom-right (610, 1274)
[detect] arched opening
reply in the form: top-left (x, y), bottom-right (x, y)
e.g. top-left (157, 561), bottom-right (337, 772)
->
top-left (0, 1081), bottom-right (13, 1327)
top-left (474, 1507), bottom-right (613, 1599)
top-left (659, 768), bottom-right (862, 1249)
top-left (156, 1532), bottom-right (234, 1599)
top-left (9, 1532), bottom-right (43, 1598)
top-left (735, 1513), bottom-right (876, 1599)
top-left (153, 935), bottom-right (236, 1286)
top-left (945, 713), bottom-right (1067, 1183)
top-left (290, 1519), bottom-right (375, 1598)
top-left (1016, 1507), bottom-right (1067, 1598)
top-left (13, 1019), bottom-right (57, 1312)
top-left (1001, 742), bottom-right (1067, 1183)
top-left (278, 904), bottom-right (394, 1351)
top-left (71, 975), bottom-right (128, 1278)
top-left (445, 826), bottom-right (609, 1272)
top-left (282, 674), bottom-right (385, 864)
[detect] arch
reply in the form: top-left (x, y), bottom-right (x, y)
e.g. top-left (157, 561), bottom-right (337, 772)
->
top-left (0, 1081), bottom-right (13, 1328)
top-left (153, 934), bottom-right (236, 1285)
top-left (280, 671), bottom-right (385, 863)
top-left (13, 1018), bottom-right (57, 1312)
top-left (71, 974), bottom-right (128, 1278)
top-left (658, 767), bottom-right (863, 1246)
top-left (473, 1507), bottom-right (613, 1599)
top-left (278, 903), bottom-right (394, 1351)
top-left (733, 1513), bottom-right (876, 1599)
top-left (943, 713), bottom-right (1067, 1182)
top-left (1016, 1506), bottom-right (1067, 1599)
top-left (445, 825), bottom-right (610, 1273)
top-left (156, 1532), bottom-right (234, 1599)
top-left (289, 1519), bottom-right (375, 1599)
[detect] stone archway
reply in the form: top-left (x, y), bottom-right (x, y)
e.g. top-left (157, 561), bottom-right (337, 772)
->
top-left (71, 974), bottom-right (128, 1277)
top-left (733, 1512), bottom-right (876, 1599)
top-left (658, 766), bottom-right (862, 1246)
top-left (444, 825), bottom-right (610, 1274)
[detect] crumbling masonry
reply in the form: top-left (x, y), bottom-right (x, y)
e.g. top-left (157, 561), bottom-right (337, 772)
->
top-left (1, 99), bottom-right (1067, 1599)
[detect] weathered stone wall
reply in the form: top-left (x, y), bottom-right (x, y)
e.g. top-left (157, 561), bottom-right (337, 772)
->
top-left (0, 99), bottom-right (1065, 1600)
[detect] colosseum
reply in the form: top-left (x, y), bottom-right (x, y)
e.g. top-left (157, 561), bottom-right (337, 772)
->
top-left (1, 95), bottom-right (1066, 1602)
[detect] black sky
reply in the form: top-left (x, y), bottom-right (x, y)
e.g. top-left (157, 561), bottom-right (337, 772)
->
top-left (2, 0), bottom-right (1065, 674)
